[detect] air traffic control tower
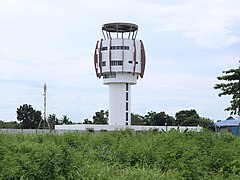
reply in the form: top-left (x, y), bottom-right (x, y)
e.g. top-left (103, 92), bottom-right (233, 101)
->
top-left (94, 22), bottom-right (146, 126)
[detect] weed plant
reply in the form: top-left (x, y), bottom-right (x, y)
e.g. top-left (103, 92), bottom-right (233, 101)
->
top-left (0, 129), bottom-right (240, 179)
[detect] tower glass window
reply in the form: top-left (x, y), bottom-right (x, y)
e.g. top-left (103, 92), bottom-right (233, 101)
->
top-left (101, 47), bottom-right (108, 51)
top-left (111, 60), bottom-right (123, 66)
top-left (110, 46), bottom-right (129, 50)
top-left (103, 72), bottom-right (116, 79)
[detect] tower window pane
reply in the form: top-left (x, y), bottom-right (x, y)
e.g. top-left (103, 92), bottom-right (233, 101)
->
top-left (111, 60), bottom-right (123, 66)
top-left (102, 61), bottom-right (106, 66)
top-left (110, 46), bottom-right (129, 50)
top-left (101, 47), bottom-right (108, 51)
top-left (103, 72), bottom-right (116, 79)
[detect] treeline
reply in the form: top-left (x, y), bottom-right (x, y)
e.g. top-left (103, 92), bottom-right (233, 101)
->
top-left (131, 109), bottom-right (214, 128)
top-left (83, 109), bottom-right (214, 130)
top-left (1, 104), bottom-right (214, 129)
top-left (0, 120), bottom-right (20, 129)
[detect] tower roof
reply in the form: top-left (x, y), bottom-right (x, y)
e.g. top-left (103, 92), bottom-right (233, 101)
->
top-left (102, 22), bottom-right (138, 33)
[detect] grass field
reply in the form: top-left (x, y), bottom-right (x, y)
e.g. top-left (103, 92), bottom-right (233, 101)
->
top-left (0, 129), bottom-right (240, 179)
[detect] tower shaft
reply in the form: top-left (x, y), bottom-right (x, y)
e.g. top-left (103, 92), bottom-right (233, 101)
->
top-left (109, 83), bottom-right (131, 125)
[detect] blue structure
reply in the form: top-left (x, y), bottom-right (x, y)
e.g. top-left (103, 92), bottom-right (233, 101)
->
top-left (215, 116), bottom-right (240, 136)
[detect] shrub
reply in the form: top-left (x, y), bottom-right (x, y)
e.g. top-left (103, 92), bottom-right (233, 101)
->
top-left (1, 130), bottom-right (240, 179)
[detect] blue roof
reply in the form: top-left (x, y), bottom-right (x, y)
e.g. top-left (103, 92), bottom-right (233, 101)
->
top-left (215, 116), bottom-right (240, 127)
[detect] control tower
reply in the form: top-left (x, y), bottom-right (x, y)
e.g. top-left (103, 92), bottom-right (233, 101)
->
top-left (94, 22), bottom-right (146, 126)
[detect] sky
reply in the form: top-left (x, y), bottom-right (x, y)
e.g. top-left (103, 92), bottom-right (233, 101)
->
top-left (0, 0), bottom-right (239, 122)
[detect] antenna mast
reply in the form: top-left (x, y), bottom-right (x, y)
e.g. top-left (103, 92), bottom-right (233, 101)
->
top-left (38, 83), bottom-right (50, 129)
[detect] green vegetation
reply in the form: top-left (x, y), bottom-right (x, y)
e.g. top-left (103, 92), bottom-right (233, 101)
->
top-left (15, 104), bottom-right (74, 129)
top-left (143, 111), bottom-right (175, 126)
top-left (92, 110), bottom-right (109, 124)
top-left (1, 130), bottom-right (240, 179)
top-left (10, 103), bottom-right (214, 128)
top-left (137, 109), bottom-right (214, 129)
top-left (0, 120), bottom-right (21, 129)
top-left (175, 109), bottom-right (214, 129)
top-left (16, 104), bottom-right (42, 129)
top-left (214, 61), bottom-right (240, 115)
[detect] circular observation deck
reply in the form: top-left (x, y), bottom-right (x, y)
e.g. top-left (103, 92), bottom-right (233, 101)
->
top-left (102, 22), bottom-right (138, 39)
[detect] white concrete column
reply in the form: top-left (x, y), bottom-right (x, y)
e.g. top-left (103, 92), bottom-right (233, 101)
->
top-left (109, 83), bottom-right (131, 126)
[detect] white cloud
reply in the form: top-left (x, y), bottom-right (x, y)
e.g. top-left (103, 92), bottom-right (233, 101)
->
top-left (131, 0), bottom-right (240, 49)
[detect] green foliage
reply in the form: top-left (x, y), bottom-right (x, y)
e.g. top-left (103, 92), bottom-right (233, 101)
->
top-left (89, 110), bottom-right (212, 127)
top-left (0, 120), bottom-right (21, 129)
top-left (16, 104), bottom-right (42, 129)
top-left (83, 118), bottom-right (93, 124)
top-left (93, 110), bottom-right (108, 124)
top-left (1, 130), bottom-right (240, 179)
top-left (214, 62), bottom-right (240, 115)
top-left (175, 109), bottom-right (214, 129)
top-left (175, 109), bottom-right (199, 126)
top-left (61, 115), bottom-right (72, 125)
top-left (198, 117), bottom-right (215, 130)
top-left (144, 111), bottom-right (175, 126)
top-left (47, 114), bottom-right (57, 130)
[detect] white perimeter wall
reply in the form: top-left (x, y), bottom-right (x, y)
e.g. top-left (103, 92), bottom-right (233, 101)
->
top-left (55, 124), bottom-right (202, 132)
top-left (0, 125), bottom-right (202, 134)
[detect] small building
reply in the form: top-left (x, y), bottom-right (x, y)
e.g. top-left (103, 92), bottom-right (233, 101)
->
top-left (215, 116), bottom-right (240, 135)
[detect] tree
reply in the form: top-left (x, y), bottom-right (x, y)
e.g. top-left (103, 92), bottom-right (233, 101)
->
top-left (93, 110), bottom-right (108, 124)
top-left (175, 109), bottom-right (214, 128)
top-left (61, 115), bottom-right (72, 125)
top-left (175, 109), bottom-right (200, 126)
top-left (198, 117), bottom-right (214, 130)
top-left (47, 114), bottom-right (57, 130)
top-left (83, 118), bottom-right (93, 124)
top-left (34, 110), bottom-right (42, 128)
top-left (131, 113), bottom-right (144, 125)
top-left (53, 116), bottom-right (62, 125)
top-left (144, 111), bottom-right (175, 126)
top-left (16, 104), bottom-right (42, 129)
top-left (0, 120), bottom-right (21, 129)
top-left (214, 62), bottom-right (240, 115)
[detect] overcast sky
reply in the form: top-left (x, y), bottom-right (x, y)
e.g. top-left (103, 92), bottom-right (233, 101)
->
top-left (0, 0), bottom-right (239, 122)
